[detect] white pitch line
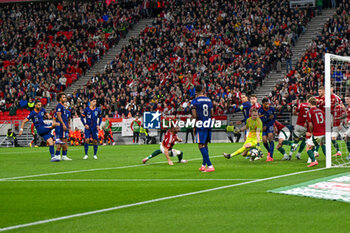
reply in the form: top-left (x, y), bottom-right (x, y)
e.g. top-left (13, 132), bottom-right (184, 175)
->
top-left (0, 178), bottom-right (254, 182)
top-left (0, 149), bottom-right (79, 155)
top-left (0, 155), bottom-right (222, 181)
top-left (0, 167), bottom-right (328, 232)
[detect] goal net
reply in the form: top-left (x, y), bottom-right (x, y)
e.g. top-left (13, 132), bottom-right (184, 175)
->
top-left (325, 53), bottom-right (350, 168)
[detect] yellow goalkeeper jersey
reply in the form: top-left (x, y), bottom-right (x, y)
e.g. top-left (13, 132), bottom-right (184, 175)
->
top-left (246, 117), bottom-right (263, 139)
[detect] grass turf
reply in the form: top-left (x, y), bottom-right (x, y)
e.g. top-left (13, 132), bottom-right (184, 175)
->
top-left (0, 143), bottom-right (349, 232)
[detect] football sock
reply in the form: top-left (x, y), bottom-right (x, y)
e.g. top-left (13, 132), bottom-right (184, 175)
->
top-left (231, 146), bottom-right (246, 157)
top-left (200, 147), bottom-right (212, 166)
top-left (347, 141), bottom-right (350, 153)
top-left (282, 141), bottom-right (292, 146)
top-left (263, 142), bottom-right (269, 151)
top-left (269, 141), bottom-right (274, 158)
top-left (93, 145), bottom-right (98, 156)
top-left (298, 140), bottom-right (306, 153)
top-left (147, 149), bottom-right (162, 159)
top-left (315, 145), bottom-right (320, 152)
top-left (321, 145), bottom-right (326, 156)
top-left (62, 150), bottom-right (67, 156)
top-left (307, 150), bottom-right (316, 162)
top-left (84, 143), bottom-right (89, 155)
top-left (49, 146), bottom-right (54, 158)
top-left (205, 147), bottom-right (212, 166)
top-left (278, 147), bottom-right (285, 155)
top-left (177, 151), bottom-right (183, 162)
top-left (332, 140), bottom-right (340, 152)
top-left (55, 150), bottom-right (60, 156)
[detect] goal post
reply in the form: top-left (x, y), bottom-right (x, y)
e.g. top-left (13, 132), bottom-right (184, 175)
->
top-left (324, 53), bottom-right (350, 168)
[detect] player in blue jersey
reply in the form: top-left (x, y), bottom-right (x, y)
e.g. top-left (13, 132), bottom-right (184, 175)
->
top-left (19, 100), bottom-right (60, 162)
top-left (80, 98), bottom-right (102, 160)
top-left (54, 92), bottom-right (72, 161)
top-left (258, 98), bottom-right (276, 162)
top-left (191, 85), bottom-right (215, 172)
top-left (233, 93), bottom-right (252, 125)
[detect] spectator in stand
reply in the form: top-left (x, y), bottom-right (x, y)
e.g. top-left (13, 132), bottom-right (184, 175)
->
top-left (268, 0), bottom-right (349, 109)
top-left (0, 0), bottom-right (141, 115)
top-left (66, 0), bottom-right (313, 119)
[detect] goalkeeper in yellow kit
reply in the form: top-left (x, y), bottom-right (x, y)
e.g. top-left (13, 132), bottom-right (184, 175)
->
top-left (223, 108), bottom-right (263, 160)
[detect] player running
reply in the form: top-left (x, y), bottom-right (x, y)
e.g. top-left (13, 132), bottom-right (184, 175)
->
top-left (305, 97), bottom-right (326, 167)
top-left (274, 120), bottom-right (297, 160)
top-left (80, 98), bottom-right (102, 160)
top-left (292, 96), bottom-right (311, 159)
top-left (142, 126), bottom-right (187, 165)
top-left (259, 98), bottom-right (276, 162)
top-left (18, 100), bottom-right (60, 162)
top-left (191, 85), bottom-right (215, 172)
top-left (223, 108), bottom-right (263, 160)
top-left (54, 92), bottom-right (72, 161)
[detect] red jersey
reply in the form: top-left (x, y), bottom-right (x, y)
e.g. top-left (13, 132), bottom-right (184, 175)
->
top-left (346, 105), bottom-right (350, 123)
top-left (331, 94), bottom-right (342, 114)
top-left (333, 105), bottom-right (346, 127)
top-left (296, 102), bottom-right (310, 127)
top-left (162, 130), bottom-right (178, 150)
top-left (249, 103), bottom-right (261, 116)
top-left (315, 96), bottom-right (325, 112)
top-left (274, 120), bottom-right (285, 133)
top-left (307, 107), bottom-right (325, 136)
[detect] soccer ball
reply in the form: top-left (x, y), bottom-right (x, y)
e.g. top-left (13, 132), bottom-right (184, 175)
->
top-left (250, 148), bottom-right (259, 160)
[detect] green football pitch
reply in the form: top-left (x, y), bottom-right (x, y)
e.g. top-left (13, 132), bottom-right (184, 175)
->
top-left (0, 143), bottom-right (349, 233)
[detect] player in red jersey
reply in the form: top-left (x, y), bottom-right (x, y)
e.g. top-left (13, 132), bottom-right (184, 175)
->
top-left (331, 102), bottom-right (347, 157)
top-left (249, 94), bottom-right (261, 115)
top-left (142, 126), bottom-right (187, 165)
top-left (345, 96), bottom-right (350, 159)
top-left (306, 97), bottom-right (326, 167)
top-left (315, 87), bottom-right (325, 112)
top-left (274, 120), bottom-right (297, 160)
top-left (292, 95), bottom-right (311, 159)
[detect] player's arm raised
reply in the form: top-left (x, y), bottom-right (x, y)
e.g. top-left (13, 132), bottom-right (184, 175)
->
top-left (18, 118), bottom-right (29, 136)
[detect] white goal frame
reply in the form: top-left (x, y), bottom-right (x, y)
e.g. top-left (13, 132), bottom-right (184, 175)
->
top-left (325, 53), bottom-right (350, 168)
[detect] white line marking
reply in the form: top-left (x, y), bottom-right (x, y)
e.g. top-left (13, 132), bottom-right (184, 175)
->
top-left (0, 167), bottom-right (327, 232)
top-left (0, 178), bottom-right (253, 182)
top-left (0, 149), bottom-right (79, 155)
top-left (0, 155), bottom-right (222, 181)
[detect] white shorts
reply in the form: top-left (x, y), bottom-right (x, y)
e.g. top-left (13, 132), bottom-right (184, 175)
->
top-left (346, 126), bottom-right (350, 137)
top-left (160, 144), bottom-right (181, 157)
top-left (331, 125), bottom-right (347, 138)
top-left (278, 127), bottom-right (291, 140)
top-left (294, 124), bottom-right (307, 138)
top-left (306, 135), bottom-right (325, 147)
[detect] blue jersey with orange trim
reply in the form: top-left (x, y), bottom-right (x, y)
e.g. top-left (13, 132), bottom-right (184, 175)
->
top-left (27, 108), bottom-right (47, 128)
top-left (55, 103), bottom-right (69, 127)
top-left (258, 106), bottom-right (276, 127)
top-left (191, 96), bottom-right (213, 129)
top-left (81, 107), bottom-right (102, 129)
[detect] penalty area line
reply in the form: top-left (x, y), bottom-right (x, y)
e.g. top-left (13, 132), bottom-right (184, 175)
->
top-left (0, 167), bottom-right (327, 232)
top-left (0, 155), bottom-right (223, 181)
top-left (0, 178), bottom-right (254, 182)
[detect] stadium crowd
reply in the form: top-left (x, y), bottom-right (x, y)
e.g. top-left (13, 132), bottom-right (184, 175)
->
top-left (0, 0), bottom-right (141, 114)
top-left (267, 0), bottom-right (350, 107)
top-left (63, 0), bottom-right (315, 118)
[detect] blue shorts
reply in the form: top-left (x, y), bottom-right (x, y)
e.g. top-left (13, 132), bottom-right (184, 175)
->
top-left (55, 126), bottom-right (69, 139)
top-left (85, 128), bottom-right (98, 140)
top-left (263, 125), bottom-right (274, 136)
top-left (37, 125), bottom-right (53, 141)
top-left (196, 128), bottom-right (211, 144)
